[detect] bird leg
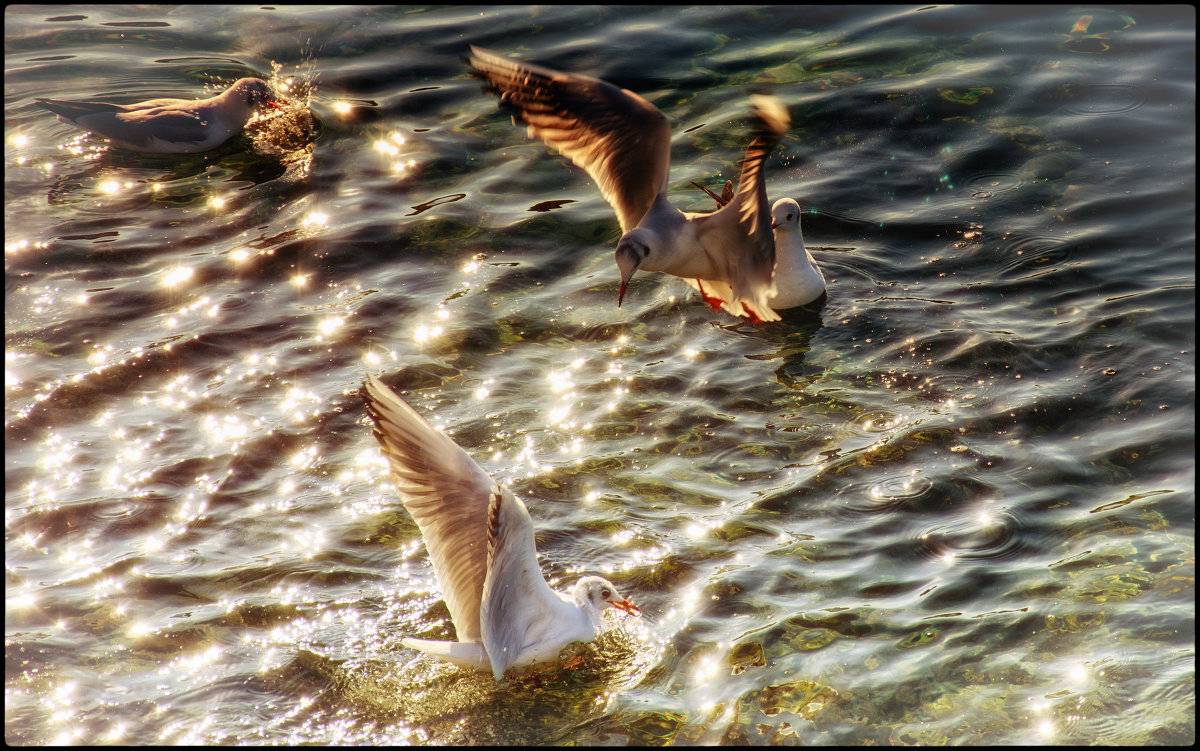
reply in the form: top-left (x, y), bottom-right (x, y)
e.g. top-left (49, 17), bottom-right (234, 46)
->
top-left (740, 302), bottom-right (764, 325)
top-left (695, 279), bottom-right (727, 312)
top-left (513, 661), bottom-right (565, 687)
top-left (510, 651), bottom-right (589, 688)
top-left (560, 654), bottom-right (585, 671)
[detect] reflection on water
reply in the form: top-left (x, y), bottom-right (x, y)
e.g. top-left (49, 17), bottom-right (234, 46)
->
top-left (5, 3), bottom-right (1195, 747)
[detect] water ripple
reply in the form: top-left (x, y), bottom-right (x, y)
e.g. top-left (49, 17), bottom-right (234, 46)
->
top-left (912, 505), bottom-right (1029, 563)
top-left (4, 3), bottom-right (1193, 747)
top-left (964, 170), bottom-right (1024, 200)
top-left (1063, 84), bottom-right (1145, 116)
top-left (846, 470), bottom-right (935, 515)
top-left (857, 409), bottom-right (906, 433)
top-left (996, 231), bottom-right (1075, 276)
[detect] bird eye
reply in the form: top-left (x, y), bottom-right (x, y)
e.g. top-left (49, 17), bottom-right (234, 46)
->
top-left (601, 588), bottom-right (611, 598)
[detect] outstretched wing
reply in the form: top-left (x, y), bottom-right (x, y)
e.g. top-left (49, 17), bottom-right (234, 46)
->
top-left (698, 94), bottom-right (791, 321)
top-left (363, 376), bottom-right (495, 642)
top-left (467, 46), bottom-right (673, 232)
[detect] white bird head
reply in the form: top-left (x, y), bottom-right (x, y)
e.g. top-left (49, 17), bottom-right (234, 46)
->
top-left (770, 197), bottom-right (802, 233)
top-left (614, 228), bottom-right (656, 306)
top-left (572, 576), bottom-right (640, 620)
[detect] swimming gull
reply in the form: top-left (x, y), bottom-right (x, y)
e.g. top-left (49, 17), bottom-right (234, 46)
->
top-left (363, 375), bottom-right (639, 681)
top-left (35, 78), bottom-right (283, 154)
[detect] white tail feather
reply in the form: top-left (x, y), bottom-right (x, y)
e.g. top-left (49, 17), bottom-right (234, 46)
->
top-left (401, 638), bottom-right (492, 672)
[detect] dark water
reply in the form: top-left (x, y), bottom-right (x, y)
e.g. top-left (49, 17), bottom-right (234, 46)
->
top-left (4, 4), bottom-right (1195, 745)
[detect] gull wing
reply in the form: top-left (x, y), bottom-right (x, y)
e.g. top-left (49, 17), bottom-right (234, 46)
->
top-left (478, 487), bottom-right (566, 680)
top-left (703, 94), bottom-right (791, 321)
top-left (36, 97), bottom-right (208, 150)
top-left (110, 109), bottom-right (211, 149)
top-left (35, 98), bottom-right (128, 121)
top-left (467, 46), bottom-right (673, 233)
top-left (363, 375), bottom-right (495, 643)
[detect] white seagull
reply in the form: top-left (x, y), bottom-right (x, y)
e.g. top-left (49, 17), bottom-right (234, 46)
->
top-left (467, 46), bottom-right (819, 322)
top-left (35, 78), bottom-right (282, 153)
top-left (764, 197), bottom-right (826, 309)
top-left (683, 196), bottom-right (827, 314)
top-left (362, 375), bottom-right (639, 681)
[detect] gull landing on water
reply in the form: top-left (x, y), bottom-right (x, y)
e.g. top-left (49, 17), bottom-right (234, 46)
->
top-left (467, 46), bottom-right (825, 322)
top-left (35, 78), bottom-right (283, 154)
top-left (685, 188), bottom-right (827, 314)
top-left (362, 376), bottom-right (639, 681)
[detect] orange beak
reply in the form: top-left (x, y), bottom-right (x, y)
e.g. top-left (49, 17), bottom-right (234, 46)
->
top-left (610, 599), bottom-right (641, 616)
top-left (618, 279), bottom-right (629, 307)
top-left (770, 220), bottom-right (779, 229)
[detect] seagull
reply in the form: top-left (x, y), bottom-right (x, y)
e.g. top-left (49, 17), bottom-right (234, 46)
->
top-left (34, 78), bottom-right (283, 153)
top-left (466, 46), bottom-right (810, 322)
top-left (362, 375), bottom-right (639, 681)
top-left (682, 194), bottom-right (827, 313)
top-left (763, 197), bottom-right (826, 308)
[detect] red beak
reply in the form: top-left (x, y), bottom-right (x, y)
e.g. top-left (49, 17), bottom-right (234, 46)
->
top-left (618, 279), bottom-right (628, 307)
top-left (610, 599), bottom-right (640, 616)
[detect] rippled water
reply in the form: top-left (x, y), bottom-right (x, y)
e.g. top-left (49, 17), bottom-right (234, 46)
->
top-left (5, 4), bottom-right (1195, 746)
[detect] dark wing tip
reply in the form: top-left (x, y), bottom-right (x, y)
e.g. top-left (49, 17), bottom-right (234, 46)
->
top-left (362, 375), bottom-right (410, 441)
top-left (485, 491), bottom-right (502, 565)
top-left (463, 45), bottom-right (506, 76)
top-left (33, 98), bottom-right (68, 116)
top-left (463, 47), bottom-right (517, 107)
top-left (692, 180), bottom-right (729, 209)
top-left (361, 377), bottom-right (386, 434)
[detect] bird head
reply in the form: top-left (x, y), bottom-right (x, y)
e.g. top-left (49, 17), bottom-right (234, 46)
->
top-left (770, 197), bottom-right (802, 232)
top-left (614, 229), bottom-right (655, 306)
top-left (232, 78), bottom-right (285, 111)
top-left (575, 576), bottom-right (640, 617)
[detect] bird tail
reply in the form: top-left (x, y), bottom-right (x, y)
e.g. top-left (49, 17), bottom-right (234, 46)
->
top-left (401, 638), bottom-right (492, 673)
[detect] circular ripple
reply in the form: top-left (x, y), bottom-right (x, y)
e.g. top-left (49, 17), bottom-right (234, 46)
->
top-left (997, 232), bottom-right (1075, 275)
top-left (91, 498), bottom-right (143, 520)
top-left (841, 470), bottom-right (935, 516)
top-left (964, 170), bottom-right (1025, 200)
top-left (912, 505), bottom-right (1028, 563)
top-left (858, 410), bottom-right (906, 434)
top-left (1064, 84), bottom-right (1145, 116)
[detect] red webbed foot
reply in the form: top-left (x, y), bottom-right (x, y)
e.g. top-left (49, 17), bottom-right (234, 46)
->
top-left (696, 280), bottom-right (726, 312)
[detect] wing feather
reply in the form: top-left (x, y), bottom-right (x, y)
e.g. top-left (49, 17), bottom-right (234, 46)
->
top-left (699, 94), bottom-right (791, 321)
top-left (35, 98), bottom-right (211, 149)
top-left (35, 98), bottom-right (128, 120)
top-left (467, 46), bottom-right (673, 232)
top-left (363, 376), bottom-right (495, 643)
